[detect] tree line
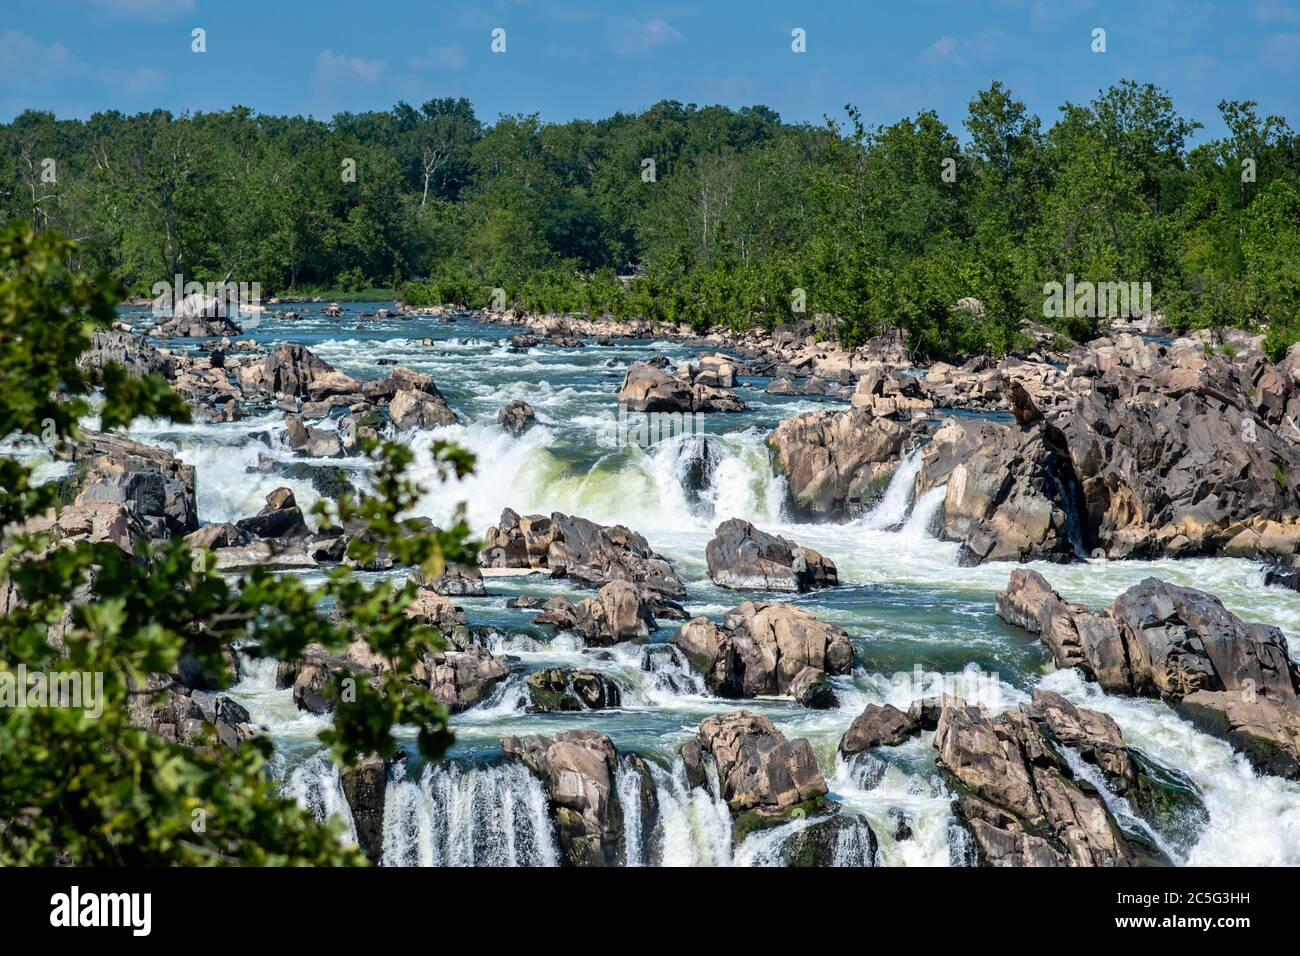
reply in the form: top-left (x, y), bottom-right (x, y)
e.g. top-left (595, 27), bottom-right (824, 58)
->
top-left (2, 82), bottom-right (1298, 361)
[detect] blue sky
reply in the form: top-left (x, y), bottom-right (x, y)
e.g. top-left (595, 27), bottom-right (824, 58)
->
top-left (2, 0), bottom-right (1298, 142)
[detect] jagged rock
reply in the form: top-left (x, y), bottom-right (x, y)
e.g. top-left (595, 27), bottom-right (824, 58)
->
top-left (777, 814), bottom-right (879, 867)
top-left (1177, 691), bottom-right (1300, 779)
top-left (697, 710), bottom-right (829, 834)
top-left (997, 572), bottom-right (1300, 777)
top-left (705, 518), bottom-right (838, 592)
top-left (235, 487), bottom-right (310, 540)
top-left (184, 522), bottom-right (251, 551)
top-left (673, 602), bottom-right (853, 701)
top-left (127, 678), bottom-right (254, 751)
top-left (402, 589), bottom-right (469, 631)
top-left (789, 667), bottom-right (838, 709)
top-left (480, 509), bottom-right (685, 599)
top-left (839, 703), bottom-right (922, 756)
top-left (16, 500), bottom-right (148, 554)
top-left (618, 362), bottom-right (746, 413)
top-left (498, 400), bottom-right (536, 436)
top-left (1023, 688), bottom-right (1207, 846)
top-left (766, 407), bottom-right (911, 519)
top-left (1053, 336), bottom-right (1300, 558)
top-left (340, 756), bottom-right (388, 865)
top-left (64, 432), bottom-right (198, 539)
top-left (502, 730), bottom-right (654, 866)
top-left (76, 330), bottom-right (175, 378)
top-left (284, 415), bottom-right (344, 458)
top-left (388, 388), bottom-right (457, 430)
top-left (427, 646), bottom-right (508, 713)
top-left (851, 364), bottom-right (934, 418)
top-left (525, 668), bottom-right (622, 712)
top-left (532, 579), bottom-right (657, 645)
top-left (410, 563), bottom-right (487, 597)
top-left (915, 413), bottom-right (1083, 564)
top-left (933, 699), bottom-right (1138, 866)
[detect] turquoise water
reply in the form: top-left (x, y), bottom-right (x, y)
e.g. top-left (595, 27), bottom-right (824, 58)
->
top-left (109, 302), bottom-right (1300, 866)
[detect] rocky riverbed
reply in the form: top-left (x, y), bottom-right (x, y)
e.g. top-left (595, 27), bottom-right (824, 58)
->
top-left (13, 298), bottom-right (1300, 867)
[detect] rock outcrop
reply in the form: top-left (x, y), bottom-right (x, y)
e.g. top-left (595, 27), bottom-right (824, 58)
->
top-left (61, 431), bottom-right (198, 539)
top-left (673, 602), bottom-right (853, 702)
top-left (480, 509), bottom-right (685, 600)
top-left (618, 362), bottom-right (746, 413)
top-left (697, 710), bottom-right (829, 835)
top-left (766, 407), bottom-right (911, 519)
top-left (996, 571), bottom-right (1300, 778)
top-left (502, 730), bottom-right (656, 866)
top-left (934, 699), bottom-right (1138, 866)
top-left (532, 579), bottom-right (657, 645)
top-left (915, 397), bottom-right (1085, 564)
top-left (704, 518), bottom-right (838, 592)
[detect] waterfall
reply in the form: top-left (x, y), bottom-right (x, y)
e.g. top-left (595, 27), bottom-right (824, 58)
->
top-left (381, 761), bottom-right (560, 867)
top-left (1056, 745), bottom-right (1183, 864)
top-left (860, 448), bottom-right (923, 530)
top-left (647, 757), bottom-right (734, 866)
top-left (900, 484), bottom-right (947, 541)
top-left (615, 758), bottom-right (649, 867)
top-left (285, 751), bottom-right (358, 846)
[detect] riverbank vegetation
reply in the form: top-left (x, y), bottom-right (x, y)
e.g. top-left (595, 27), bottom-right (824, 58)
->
top-left (3, 83), bottom-right (1298, 360)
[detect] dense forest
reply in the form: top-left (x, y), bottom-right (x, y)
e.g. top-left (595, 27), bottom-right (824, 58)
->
top-left (2, 81), bottom-right (1298, 360)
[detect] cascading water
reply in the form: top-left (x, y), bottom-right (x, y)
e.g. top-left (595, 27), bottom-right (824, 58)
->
top-left (382, 761), bottom-right (560, 867)
top-left (284, 752), bottom-right (359, 846)
top-left (135, 307), bottom-right (1300, 869)
top-left (859, 447), bottom-right (923, 530)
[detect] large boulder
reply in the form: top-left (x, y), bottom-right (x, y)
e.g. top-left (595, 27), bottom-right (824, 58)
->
top-left (766, 407), bottom-right (911, 519)
top-left (705, 518), bottom-right (837, 592)
top-left (697, 710), bottom-right (829, 835)
top-left (1053, 336), bottom-right (1300, 558)
top-left (64, 431), bottom-right (198, 539)
top-left (933, 699), bottom-right (1138, 866)
top-left (498, 400), bottom-right (536, 436)
top-left (388, 388), bottom-right (457, 430)
top-left (839, 704), bottom-right (922, 757)
top-left (235, 487), bottom-right (310, 540)
top-left (525, 668), bottom-right (622, 712)
top-left (532, 579), bottom-right (657, 645)
top-left (502, 730), bottom-right (656, 866)
top-left (673, 601), bottom-right (853, 700)
top-left (915, 406), bottom-right (1084, 564)
top-left (480, 509), bottom-right (685, 600)
top-left (996, 572), bottom-right (1300, 778)
top-left (775, 814), bottom-right (879, 867)
top-left (619, 362), bottom-right (746, 413)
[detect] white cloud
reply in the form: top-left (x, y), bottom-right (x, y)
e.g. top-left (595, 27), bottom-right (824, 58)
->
top-left (0, 30), bottom-right (82, 89)
top-left (100, 65), bottom-right (166, 96)
top-left (1255, 1), bottom-right (1300, 25)
top-left (410, 46), bottom-right (466, 71)
top-left (312, 48), bottom-right (388, 93)
top-left (920, 35), bottom-right (963, 66)
top-left (609, 16), bottom-right (682, 55)
top-left (87, 0), bottom-right (196, 20)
